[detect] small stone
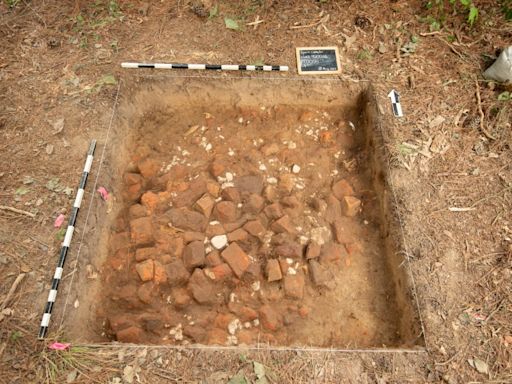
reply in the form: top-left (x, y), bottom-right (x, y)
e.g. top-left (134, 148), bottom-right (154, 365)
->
top-left (188, 268), bottom-right (216, 304)
top-left (130, 217), bottom-right (154, 246)
top-left (152, 260), bottom-right (166, 283)
top-left (332, 179), bottom-right (354, 200)
top-left (291, 164), bottom-right (301, 174)
top-left (194, 194), bottom-right (215, 217)
top-left (238, 306), bottom-right (258, 321)
top-left (264, 203), bottom-right (284, 220)
top-left (214, 201), bottom-right (239, 223)
top-left (116, 326), bottom-right (144, 343)
top-left (275, 243), bottom-right (302, 258)
top-left (141, 191), bottom-right (159, 212)
top-left (227, 228), bottom-right (249, 242)
top-left (281, 196), bottom-right (300, 208)
top-left (320, 243), bottom-right (345, 264)
top-left (172, 179), bottom-right (207, 208)
top-left (306, 242), bottom-right (321, 259)
top-left (266, 259), bottom-right (282, 282)
top-left (172, 288), bottom-right (191, 308)
top-left (209, 160), bottom-right (225, 178)
top-left (278, 174), bottom-right (294, 194)
top-left (135, 259), bottom-right (154, 282)
top-left (271, 215), bottom-right (295, 234)
top-left (182, 231), bottom-right (205, 243)
top-left (283, 274), bottom-right (305, 299)
top-left (135, 247), bottom-right (158, 262)
top-left (165, 260), bottom-right (190, 285)
top-left (221, 243), bottom-right (250, 278)
top-left (137, 282), bottom-right (156, 304)
top-left (206, 250), bottom-right (223, 267)
top-left (259, 305), bottom-right (281, 331)
top-left (261, 143), bottom-right (279, 156)
top-left (325, 194), bottom-right (342, 224)
top-left (298, 305), bottom-right (310, 318)
top-left (211, 234), bottom-right (228, 250)
top-left (138, 158), bottom-right (160, 179)
top-left (243, 220), bottom-right (266, 237)
top-left (244, 193), bottom-right (265, 213)
top-left (205, 222), bottom-right (225, 237)
top-left (309, 259), bottom-right (334, 288)
top-left (211, 263), bottom-right (233, 280)
top-left (128, 204), bottom-right (148, 219)
top-left (183, 241), bottom-right (205, 270)
top-left (332, 218), bottom-right (344, 243)
top-left (124, 172), bottom-right (143, 186)
top-left (221, 187), bottom-right (241, 203)
top-left (169, 208), bottom-right (207, 232)
top-left (206, 181), bottom-right (221, 197)
top-left (341, 196), bottom-right (361, 217)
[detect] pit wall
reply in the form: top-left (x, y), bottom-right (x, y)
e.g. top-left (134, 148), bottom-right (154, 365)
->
top-left (359, 88), bottom-right (425, 348)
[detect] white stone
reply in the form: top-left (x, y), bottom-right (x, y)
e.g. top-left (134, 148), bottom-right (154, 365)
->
top-left (225, 172), bottom-right (233, 182)
top-left (228, 318), bottom-right (241, 335)
top-left (287, 267), bottom-right (297, 275)
top-left (252, 319), bottom-right (260, 327)
top-left (310, 226), bottom-right (331, 245)
top-left (211, 235), bottom-right (228, 250)
top-left (259, 164), bottom-right (267, 171)
top-left (267, 177), bottom-right (277, 184)
top-left (238, 117), bottom-right (243, 124)
top-left (251, 281), bottom-right (261, 291)
top-left (292, 164), bottom-right (301, 174)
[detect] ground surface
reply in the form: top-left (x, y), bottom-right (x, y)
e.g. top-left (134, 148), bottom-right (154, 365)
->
top-left (0, 1), bottom-right (511, 383)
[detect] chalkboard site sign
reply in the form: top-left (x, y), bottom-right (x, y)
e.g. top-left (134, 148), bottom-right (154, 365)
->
top-left (296, 46), bottom-right (341, 75)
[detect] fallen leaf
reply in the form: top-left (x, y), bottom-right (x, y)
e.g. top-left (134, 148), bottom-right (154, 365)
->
top-left (224, 17), bottom-right (240, 30)
top-left (97, 186), bottom-right (110, 201)
top-left (228, 374), bottom-right (247, 384)
top-left (123, 366), bottom-right (135, 384)
top-left (49, 342), bottom-right (71, 350)
top-left (184, 125), bottom-right (200, 137)
top-left (23, 176), bottom-right (34, 185)
top-left (46, 178), bottom-right (60, 191)
top-left (54, 214), bottom-right (65, 228)
top-left (86, 265), bottom-right (98, 279)
top-left (253, 361), bottom-right (269, 383)
top-left (66, 369), bottom-right (78, 383)
top-left (15, 187), bottom-right (29, 196)
top-left (468, 358), bottom-right (489, 375)
top-left (429, 115), bottom-right (445, 129)
top-left (55, 228), bottom-right (66, 241)
top-left (46, 144), bottom-right (54, 155)
top-left (52, 118), bottom-right (65, 135)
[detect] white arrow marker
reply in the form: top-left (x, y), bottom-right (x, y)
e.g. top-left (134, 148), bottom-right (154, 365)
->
top-left (387, 89), bottom-right (403, 117)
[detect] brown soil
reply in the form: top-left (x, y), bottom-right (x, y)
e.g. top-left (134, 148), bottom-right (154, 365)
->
top-left (1, 1), bottom-right (511, 383)
top-left (84, 79), bottom-right (421, 348)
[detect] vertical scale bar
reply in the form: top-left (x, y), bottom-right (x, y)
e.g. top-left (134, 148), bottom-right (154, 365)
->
top-left (38, 140), bottom-right (96, 340)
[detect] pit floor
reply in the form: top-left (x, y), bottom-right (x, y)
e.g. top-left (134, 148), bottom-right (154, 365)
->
top-left (75, 78), bottom-right (418, 348)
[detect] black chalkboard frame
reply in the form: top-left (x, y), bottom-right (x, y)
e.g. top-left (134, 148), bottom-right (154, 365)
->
top-left (296, 46), bottom-right (341, 75)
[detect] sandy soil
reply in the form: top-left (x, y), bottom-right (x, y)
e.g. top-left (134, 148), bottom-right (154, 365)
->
top-left (0, 1), bottom-right (510, 383)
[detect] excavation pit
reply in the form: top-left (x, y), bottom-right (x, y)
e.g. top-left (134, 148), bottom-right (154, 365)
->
top-left (70, 77), bottom-right (424, 349)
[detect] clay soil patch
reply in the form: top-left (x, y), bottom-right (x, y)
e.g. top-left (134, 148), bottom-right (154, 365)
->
top-left (68, 77), bottom-right (424, 349)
